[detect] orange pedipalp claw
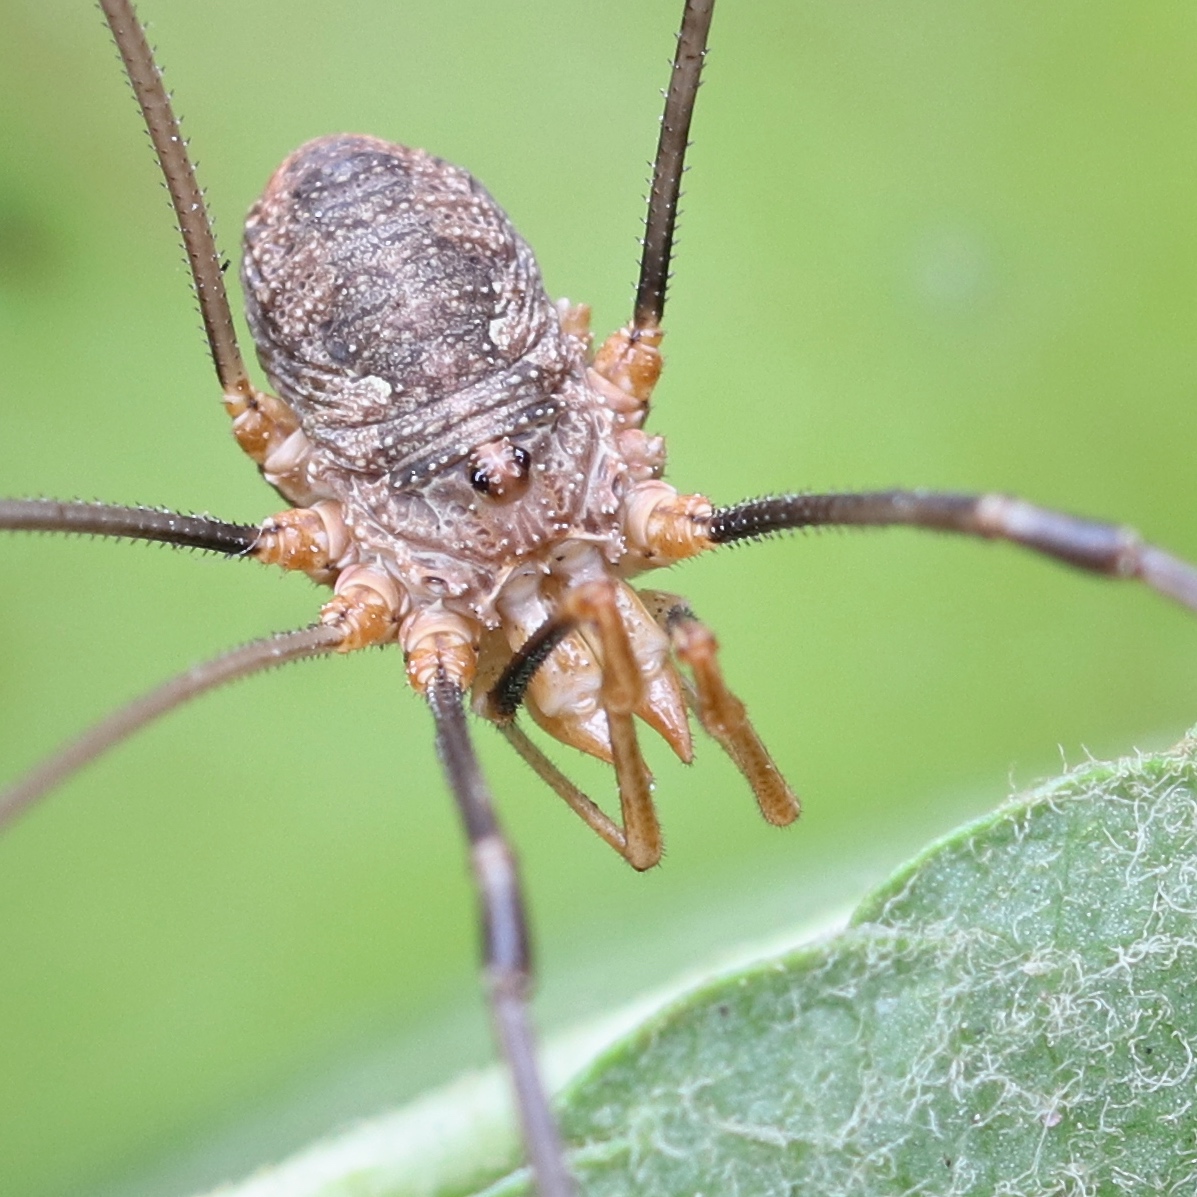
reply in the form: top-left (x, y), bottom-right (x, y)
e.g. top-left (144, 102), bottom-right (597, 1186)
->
top-left (671, 614), bottom-right (800, 828)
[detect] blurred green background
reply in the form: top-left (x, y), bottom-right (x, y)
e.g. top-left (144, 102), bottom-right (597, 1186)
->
top-left (3, 1), bottom-right (1197, 1194)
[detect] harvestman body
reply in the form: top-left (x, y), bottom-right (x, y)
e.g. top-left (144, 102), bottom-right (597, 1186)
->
top-left (5, 1), bottom-right (1197, 1194)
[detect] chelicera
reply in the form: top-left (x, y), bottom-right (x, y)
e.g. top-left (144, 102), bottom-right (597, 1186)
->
top-left (5, 2), bottom-right (1197, 1194)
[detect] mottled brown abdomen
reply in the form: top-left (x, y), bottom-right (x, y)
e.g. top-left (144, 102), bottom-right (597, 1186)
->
top-left (242, 134), bottom-right (571, 487)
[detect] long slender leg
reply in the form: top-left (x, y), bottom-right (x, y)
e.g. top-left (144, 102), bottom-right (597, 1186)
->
top-left (0, 499), bottom-right (258, 554)
top-left (705, 490), bottom-right (1197, 613)
top-left (0, 624), bottom-right (343, 833)
top-left (634, 0), bottom-right (717, 332)
top-left (426, 676), bottom-right (575, 1197)
top-left (98, 0), bottom-right (301, 477)
top-left (591, 0), bottom-right (716, 416)
top-left (0, 497), bottom-right (363, 583)
top-left (98, 0), bottom-right (249, 406)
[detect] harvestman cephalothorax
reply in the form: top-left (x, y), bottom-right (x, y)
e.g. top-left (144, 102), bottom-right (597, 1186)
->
top-left (5, 2), bottom-right (1197, 1193)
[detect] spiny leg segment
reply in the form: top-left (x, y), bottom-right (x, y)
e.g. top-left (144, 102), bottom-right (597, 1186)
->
top-left (0, 499), bottom-right (257, 552)
top-left (704, 489), bottom-right (1197, 612)
top-left (590, 0), bottom-right (716, 425)
top-left (98, 0), bottom-right (248, 403)
top-left (635, 0), bottom-right (716, 332)
top-left (100, 0), bottom-right (303, 486)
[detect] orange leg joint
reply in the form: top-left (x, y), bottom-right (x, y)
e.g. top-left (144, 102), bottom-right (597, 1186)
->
top-left (320, 565), bottom-right (408, 653)
top-left (623, 481), bottom-right (715, 565)
top-left (404, 608), bottom-right (480, 694)
top-left (252, 501), bottom-right (350, 574)
top-left (592, 323), bottom-right (664, 422)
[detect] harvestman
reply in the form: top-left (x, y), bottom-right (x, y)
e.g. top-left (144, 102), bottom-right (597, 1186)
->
top-left (5, 1), bottom-right (1197, 1194)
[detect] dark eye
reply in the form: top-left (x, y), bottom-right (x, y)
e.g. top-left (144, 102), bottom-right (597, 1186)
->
top-left (467, 439), bottom-right (532, 503)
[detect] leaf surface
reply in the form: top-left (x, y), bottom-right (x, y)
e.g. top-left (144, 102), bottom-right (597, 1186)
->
top-left (204, 737), bottom-right (1197, 1196)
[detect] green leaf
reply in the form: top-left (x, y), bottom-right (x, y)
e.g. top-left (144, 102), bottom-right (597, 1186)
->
top-left (202, 735), bottom-right (1197, 1196)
